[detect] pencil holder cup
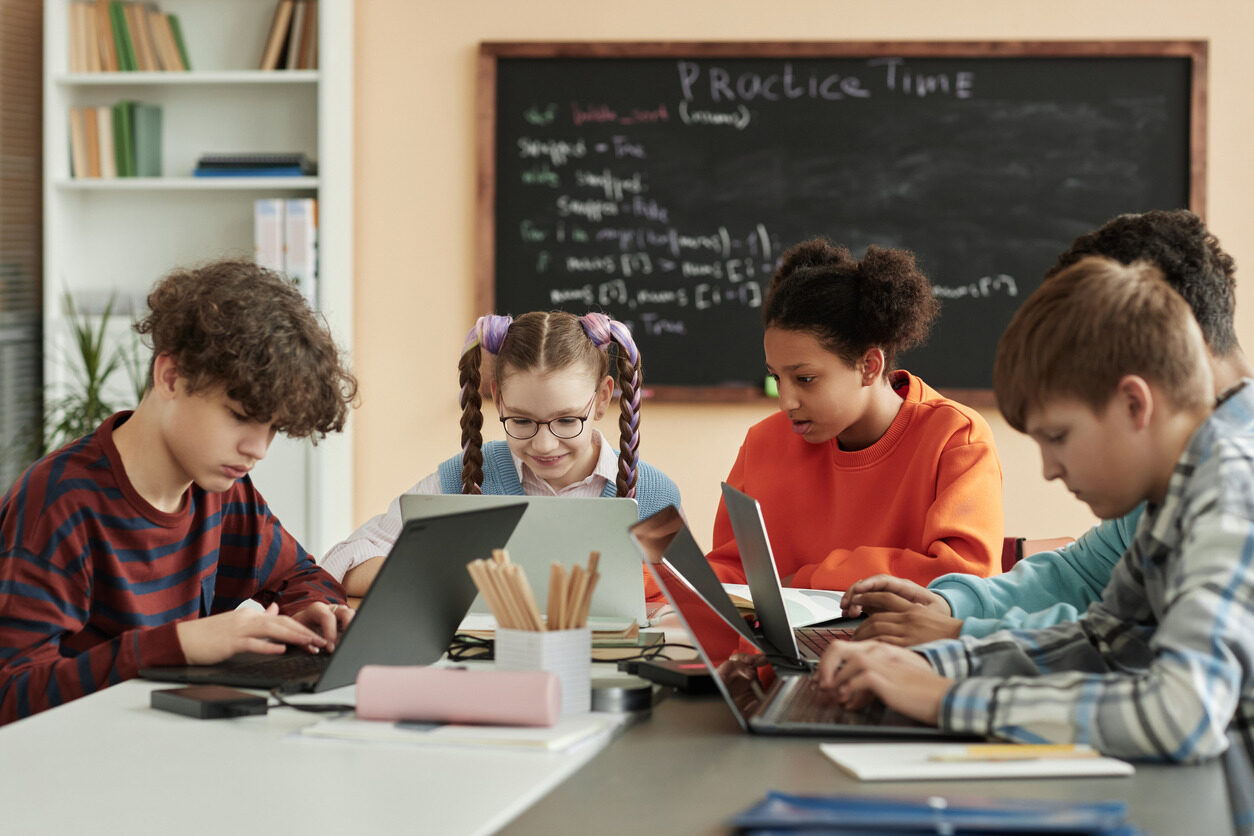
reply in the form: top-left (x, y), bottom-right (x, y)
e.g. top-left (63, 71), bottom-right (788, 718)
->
top-left (495, 627), bottom-right (591, 715)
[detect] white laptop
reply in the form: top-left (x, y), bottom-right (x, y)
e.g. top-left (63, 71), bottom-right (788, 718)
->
top-left (400, 494), bottom-right (646, 624)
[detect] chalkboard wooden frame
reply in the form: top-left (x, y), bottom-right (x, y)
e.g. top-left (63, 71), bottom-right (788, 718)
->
top-left (476, 40), bottom-right (1207, 405)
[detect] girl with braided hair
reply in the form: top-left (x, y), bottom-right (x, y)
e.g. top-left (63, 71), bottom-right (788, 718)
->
top-left (699, 238), bottom-right (1004, 599)
top-left (324, 310), bottom-right (680, 597)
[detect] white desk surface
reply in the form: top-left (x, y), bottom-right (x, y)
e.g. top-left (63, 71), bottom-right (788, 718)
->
top-left (0, 679), bottom-right (616, 836)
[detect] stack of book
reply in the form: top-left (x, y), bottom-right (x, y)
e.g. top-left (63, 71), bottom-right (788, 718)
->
top-left (68, 102), bottom-right (161, 178)
top-left (254, 198), bottom-right (319, 310)
top-left (68, 1), bottom-right (190, 73)
top-left (194, 153), bottom-right (317, 178)
top-left (259, 0), bottom-right (319, 71)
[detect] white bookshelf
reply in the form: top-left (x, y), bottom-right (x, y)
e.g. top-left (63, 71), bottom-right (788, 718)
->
top-left (43, 0), bottom-right (355, 556)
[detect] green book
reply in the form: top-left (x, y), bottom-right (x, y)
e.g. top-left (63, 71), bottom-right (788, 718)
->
top-left (132, 103), bottom-right (162, 177)
top-left (167, 14), bottom-right (191, 71)
top-left (110, 102), bottom-right (128, 176)
top-left (108, 2), bottom-right (136, 72)
top-left (113, 101), bottom-right (135, 177)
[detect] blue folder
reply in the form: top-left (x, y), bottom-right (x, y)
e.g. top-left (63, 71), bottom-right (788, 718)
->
top-left (731, 791), bottom-right (1141, 835)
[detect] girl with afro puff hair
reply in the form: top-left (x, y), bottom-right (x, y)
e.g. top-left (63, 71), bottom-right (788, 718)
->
top-left (700, 238), bottom-right (1004, 596)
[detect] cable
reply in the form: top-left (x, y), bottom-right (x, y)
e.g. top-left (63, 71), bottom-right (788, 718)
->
top-left (268, 688), bottom-right (354, 714)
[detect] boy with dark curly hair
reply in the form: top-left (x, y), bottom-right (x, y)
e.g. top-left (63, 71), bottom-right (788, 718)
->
top-left (0, 260), bottom-right (359, 725)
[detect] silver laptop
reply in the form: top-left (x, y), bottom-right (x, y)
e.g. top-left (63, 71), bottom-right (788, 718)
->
top-left (139, 504), bottom-right (526, 693)
top-left (633, 506), bottom-right (973, 739)
top-left (401, 494), bottom-right (646, 624)
top-left (721, 482), bottom-right (858, 660)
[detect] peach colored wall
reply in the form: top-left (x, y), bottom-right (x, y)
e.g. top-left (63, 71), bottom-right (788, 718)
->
top-left (352, 1), bottom-right (1253, 553)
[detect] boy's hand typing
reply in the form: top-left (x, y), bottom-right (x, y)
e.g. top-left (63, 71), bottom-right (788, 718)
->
top-left (291, 601), bottom-right (354, 653)
top-left (175, 603), bottom-right (327, 665)
top-left (816, 640), bottom-right (950, 725)
top-left (841, 575), bottom-right (951, 618)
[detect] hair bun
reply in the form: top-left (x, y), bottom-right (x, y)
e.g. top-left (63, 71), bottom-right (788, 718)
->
top-left (462, 314), bottom-right (513, 356)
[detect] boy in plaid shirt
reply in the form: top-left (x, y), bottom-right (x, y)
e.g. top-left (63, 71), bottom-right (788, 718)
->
top-left (817, 256), bottom-right (1254, 829)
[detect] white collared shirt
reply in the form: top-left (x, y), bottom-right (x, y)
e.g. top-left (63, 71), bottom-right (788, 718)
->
top-left (318, 430), bottom-right (619, 581)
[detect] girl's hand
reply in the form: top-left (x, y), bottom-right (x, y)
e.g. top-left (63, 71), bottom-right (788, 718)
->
top-left (815, 640), bottom-right (950, 725)
top-left (841, 574), bottom-right (951, 618)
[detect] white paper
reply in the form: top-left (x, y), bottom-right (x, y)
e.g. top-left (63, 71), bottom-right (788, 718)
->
top-left (721, 583), bottom-right (846, 628)
top-left (820, 742), bottom-right (1135, 781)
top-left (299, 712), bottom-right (623, 753)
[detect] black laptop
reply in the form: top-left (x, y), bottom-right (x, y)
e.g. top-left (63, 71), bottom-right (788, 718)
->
top-left (633, 504), bottom-right (856, 669)
top-left (633, 506), bottom-right (975, 739)
top-left (720, 483), bottom-right (858, 660)
top-left (139, 503), bottom-right (526, 693)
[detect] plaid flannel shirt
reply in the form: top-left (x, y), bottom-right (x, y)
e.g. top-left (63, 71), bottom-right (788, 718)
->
top-left (917, 381), bottom-right (1254, 831)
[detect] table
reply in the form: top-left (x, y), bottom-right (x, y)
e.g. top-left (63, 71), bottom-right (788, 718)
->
top-left (0, 679), bottom-right (615, 836)
top-left (503, 692), bottom-right (1236, 835)
top-left (1, 678), bottom-right (1235, 836)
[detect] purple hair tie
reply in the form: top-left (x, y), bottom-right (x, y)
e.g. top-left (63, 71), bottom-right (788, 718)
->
top-left (462, 314), bottom-right (513, 356)
top-left (580, 313), bottom-right (639, 365)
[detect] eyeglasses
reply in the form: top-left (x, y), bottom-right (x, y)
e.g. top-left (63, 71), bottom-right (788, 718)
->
top-left (499, 392), bottom-right (597, 440)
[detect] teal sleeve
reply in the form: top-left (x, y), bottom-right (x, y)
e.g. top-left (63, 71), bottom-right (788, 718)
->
top-left (930, 504), bottom-right (1143, 637)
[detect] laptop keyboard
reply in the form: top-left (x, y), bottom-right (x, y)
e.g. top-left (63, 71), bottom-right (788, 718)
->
top-left (178, 652), bottom-right (331, 688)
top-left (769, 675), bottom-right (886, 726)
top-left (796, 626), bottom-right (855, 660)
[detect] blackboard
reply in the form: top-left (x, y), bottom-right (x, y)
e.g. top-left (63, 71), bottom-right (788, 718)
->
top-left (477, 42), bottom-right (1206, 403)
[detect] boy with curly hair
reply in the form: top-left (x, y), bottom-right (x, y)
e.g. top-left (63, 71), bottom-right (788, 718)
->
top-left (0, 260), bottom-right (358, 725)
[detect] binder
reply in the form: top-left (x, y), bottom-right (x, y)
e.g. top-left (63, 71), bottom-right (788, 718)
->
top-left (253, 199), bottom-right (285, 274)
top-left (731, 791), bottom-right (1140, 834)
top-left (284, 197), bottom-right (318, 309)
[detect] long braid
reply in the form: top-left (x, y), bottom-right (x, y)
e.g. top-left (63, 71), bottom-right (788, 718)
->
top-left (459, 315), bottom-right (513, 494)
top-left (580, 314), bottom-right (641, 499)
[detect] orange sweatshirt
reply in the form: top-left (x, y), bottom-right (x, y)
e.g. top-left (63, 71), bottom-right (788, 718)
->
top-left (704, 371), bottom-right (1003, 592)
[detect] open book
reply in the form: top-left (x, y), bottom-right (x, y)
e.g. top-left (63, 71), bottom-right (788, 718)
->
top-left (721, 583), bottom-right (846, 628)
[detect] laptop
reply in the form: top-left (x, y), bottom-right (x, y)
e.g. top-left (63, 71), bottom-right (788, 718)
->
top-left (720, 482), bottom-right (858, 660)
top-left (633, 509), bottom-right (974, 739)
top-left (139, 504), bottom-right (526, 693)
top-left (400, 494), bottom-right (646, 624)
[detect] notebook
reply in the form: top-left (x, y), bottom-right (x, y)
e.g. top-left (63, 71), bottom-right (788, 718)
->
top-left (720, 482), bottom-right (858, 660)
top-left (139, 504), bottom-right (526, 693)
top-left (632, 505), bottom-right (973, 739)
top-left (400, 494), bottom-right (646, 624)
top-left (820, 742), bottom-right (1134, 781)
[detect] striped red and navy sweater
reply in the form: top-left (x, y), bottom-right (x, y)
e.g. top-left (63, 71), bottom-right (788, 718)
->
top-left (0, 412), bottom-right (346, 725)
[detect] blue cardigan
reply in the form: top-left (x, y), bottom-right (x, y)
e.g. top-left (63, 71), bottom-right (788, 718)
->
top-left (436, 440), bottom-right (680, 520)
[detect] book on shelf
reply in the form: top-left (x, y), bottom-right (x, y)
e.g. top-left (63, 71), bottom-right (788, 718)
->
top-left (70, 2), bottom-right (189, 73)
top-left (259, 0), bottom-right (318, 71)
top-left (68, 108), bottom-right (89, 178)
top-left (96, 1), bottom-right (119, 71)
top-left (83, 107), bottom-right (101, 177)
top-left (97, 106), bottom-right (117, 178)
top-left (254, 198), bottom-right (319, 310)
top-left (254, 199), bottom-right (285, 273)
top-left (68, 101), bottom-right (161, 179)
top-left (132, 104), bottom-right (162, 176)
top-left (112, 101), bottom-right (133, 177)
top-left (286, 1), bottom-right (306, 71)
top-left (284, 198), bottom-right (319, 310)
top-left (194, 153), bottom-right (317, 177)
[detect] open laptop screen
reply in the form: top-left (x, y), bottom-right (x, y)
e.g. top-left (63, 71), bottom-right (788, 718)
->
top-left (647, 558), bottom-right (775, 729)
